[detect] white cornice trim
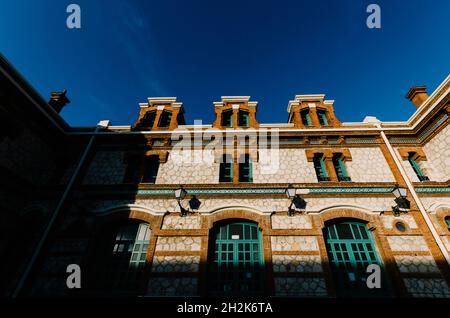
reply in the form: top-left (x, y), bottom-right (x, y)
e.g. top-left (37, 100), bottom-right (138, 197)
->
top-left (295, 94), bottom-right (325, 101)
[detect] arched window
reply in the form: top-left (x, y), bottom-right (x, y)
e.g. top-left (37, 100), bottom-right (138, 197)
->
top-left (324, 219), bottom-right (387, 297)
top-left (103, 221), bottom-right (151, 292)
top-left (207, 220), bottom-right (264, 296)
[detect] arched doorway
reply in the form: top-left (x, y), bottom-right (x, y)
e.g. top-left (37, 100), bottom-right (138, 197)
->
top-left (323, 218), bottom-right (387, 297)
top-left (207, 220), bottom-right (264, 296)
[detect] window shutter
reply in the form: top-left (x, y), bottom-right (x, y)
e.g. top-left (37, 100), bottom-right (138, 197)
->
top-left (408, 154), bottom-right (425, 177)
top-left (320, 156), bottom-right (328, 178)
top-left (248, 157), bottom-right (253, 182)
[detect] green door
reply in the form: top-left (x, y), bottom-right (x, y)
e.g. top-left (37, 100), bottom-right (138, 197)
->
top-left (208, 221), bottom-right (264, 296)
top-left (324, 219), bottom-right (386, 297)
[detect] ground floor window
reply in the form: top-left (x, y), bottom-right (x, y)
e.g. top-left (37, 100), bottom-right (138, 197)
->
top-left (207, 220), bottom-right (264, 296)
top-left (324, 219), bottom-right (388, 296)
top-left (106, 221), bottom-right (150, 291)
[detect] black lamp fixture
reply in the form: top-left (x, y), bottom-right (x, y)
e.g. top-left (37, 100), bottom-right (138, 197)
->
top-left (391, 184), bottom-right (410, 216)
top-left (285, 185), bottom-right (308, 216)
top-left (174, 187), bottom-right (201, 217)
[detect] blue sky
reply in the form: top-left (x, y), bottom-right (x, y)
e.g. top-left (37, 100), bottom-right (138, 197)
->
top-left (1, 0), bottom-right (450, 127)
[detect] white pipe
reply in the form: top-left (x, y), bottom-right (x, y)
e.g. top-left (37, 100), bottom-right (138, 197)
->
top-left (377, 123), bottom-right (450, 267)
top-left (12, 121), bottom-right (108, 297)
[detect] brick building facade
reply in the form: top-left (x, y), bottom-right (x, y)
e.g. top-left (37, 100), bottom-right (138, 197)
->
top-left (1, 54), bottom-right (450, 298)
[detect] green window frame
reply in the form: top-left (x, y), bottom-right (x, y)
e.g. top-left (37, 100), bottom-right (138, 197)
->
top-left (208, 221), bottom-right (264, 296)
top-left (219, 154), bottom-right (234, 183)
top-left (301, 110), bottom-right (312, 126)
top-left (222, 110), bottom-right (234, 128)
top-left (408, 153), bottom-right (429, 181)
top-left (333, 154), bottom-right (351, 182)
top-left (238, 154), bottom-right (253, 182)
top-left (141, 155), bottom-right (159, 183)
top-left (324, 220), bottom-right (386, 297)
top-left (317, 109), bottom-right (328, 126)
top-left (445, 217), bottom-right (450, 231)
top-left (108, 222), bottom-right (150, 291)
top-left (158, 111), bottom-right (172, 128)
top-left (238, 110), bottom-right (250, 127)
top-left (313, 154), bottom-right (329, 182)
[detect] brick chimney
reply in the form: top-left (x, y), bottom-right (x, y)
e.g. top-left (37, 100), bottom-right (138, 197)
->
top-left (406, 86), bottom-right (428, 108)
top-left (48, 90), bottom-right (70, 113)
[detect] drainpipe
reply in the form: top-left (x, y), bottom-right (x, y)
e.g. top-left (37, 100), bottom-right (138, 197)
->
top-left (376, 122), bottom-right (450, 267)
top-left (12, 120), bottom-right (110, 297)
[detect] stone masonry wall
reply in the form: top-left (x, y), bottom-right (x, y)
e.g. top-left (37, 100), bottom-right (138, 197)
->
top-left (82, 151), bottom-right (127, 184)
top-left (0, 128), bottom-right (57, 185)
top-left (423, 124), bottom-right (450, 182)
top-left (346, 148), bottom-right (395, 183)
top-left (253, 149), bottom-right (317, 183)
top-left (156, 149), bottom-right (219, 184)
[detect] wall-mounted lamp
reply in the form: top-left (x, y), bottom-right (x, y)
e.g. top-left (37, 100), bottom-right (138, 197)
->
top-left (285, 186), bottom-right (308, 216)
top-left (391, 184), bottom-right (410, 216)
top-left (174, 187), bottom-right (201, 217)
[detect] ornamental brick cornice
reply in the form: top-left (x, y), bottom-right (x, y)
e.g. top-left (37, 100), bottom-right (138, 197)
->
top-left (397, 147), bottom-right (427, 161)
top-left (305, 148), bottom-right (352, 162)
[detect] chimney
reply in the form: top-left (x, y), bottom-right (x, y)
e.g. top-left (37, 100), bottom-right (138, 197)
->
top-left (48, 90), bottom-right (70, 113)
top-left (406, 86), bottom-right (428, 108)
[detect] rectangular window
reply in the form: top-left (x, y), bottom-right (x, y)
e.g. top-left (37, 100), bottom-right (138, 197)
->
top-left (333, 154), bottom-right (351, 182)
top-left (219, 154), bottom-right (233, 182)
top-left (317, 110), bottom-right (328, 126)
top-left (141, 111), bottom-right (156, 128)
top-left (123, 155), bottom-right (141, 184)
top-left (238, 111), bottom-right (250, 127)
top-left (313, 154), bottom-right (329, 182)
top-left (222, 110), bottom-right (233, 128)
top-left (301, 110), bottom-right (312, 126)
top-left (238, 154), bottom-right (253, 182)
top-left (158, 111), bottom-right (172, 128)
top-left (141, 155), bottom-right (159, 183)
top-left (408, 153), bottom-right (429, 181)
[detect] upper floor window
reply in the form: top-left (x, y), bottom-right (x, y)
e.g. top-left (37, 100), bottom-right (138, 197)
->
top-left (238, 154), bottom-right (253, 182)
top-left (142, 111), bottom-right (156, 128)
top-left (445, 216), bottom-right (450, 232)
top-left (141, 155), bottom-right (160, 183)
top-left (301, 110), bottom-right (312, 126)
top-left (222, 110), bottom-right (233, 128)
top-left (313, 153), bottom-right (329, 182)
top-left (158, 111), bottom-right (172, 128)
top-left (408, 153), bottom-right (429, 182)
top-left (219, 154), bottom-right (233, 182)
top-left (238, 110), bottom-right (250, 127)
top-left (333, 154), bottom-right (351, 182)
top-left (123, 155), bottom-right (142, 184)
top-left (317, 109), bottom-right (328, 126)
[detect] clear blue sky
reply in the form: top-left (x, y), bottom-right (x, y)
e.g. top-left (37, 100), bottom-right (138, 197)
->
top-left (1, 0), bottom-right (450, 127)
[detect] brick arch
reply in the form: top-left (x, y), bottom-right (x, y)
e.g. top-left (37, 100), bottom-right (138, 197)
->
top-left (317, 208), bottom-right (378, 229)
top-left (93, 207), bottom-right (159, 231)
top-left (435, 206), bottom-right (450, 233)
top-left (205, 209), bottom-right (270, 233)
